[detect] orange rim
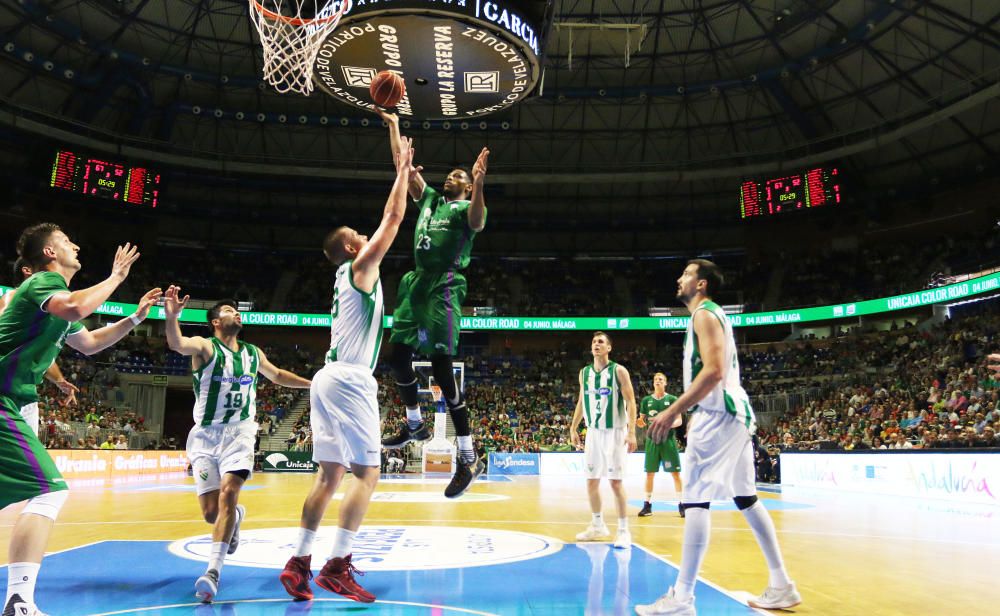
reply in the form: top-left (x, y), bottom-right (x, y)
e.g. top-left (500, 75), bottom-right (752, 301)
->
top-left (251, 0), bottom-right (348, 27)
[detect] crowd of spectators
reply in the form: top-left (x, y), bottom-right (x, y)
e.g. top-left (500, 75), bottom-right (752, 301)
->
top-left (8, 224), bottom-right (997, 319)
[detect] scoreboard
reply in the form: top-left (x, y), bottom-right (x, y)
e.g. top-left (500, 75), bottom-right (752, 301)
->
top-left (50, 150), bottom-right (161, 207)
top-left (740, 167), bottom-right (841, 219)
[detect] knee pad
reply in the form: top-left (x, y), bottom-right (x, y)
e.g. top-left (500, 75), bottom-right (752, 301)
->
top-left (679, 501), bottom-right (710, 513)
top-left (733, 495), bottom-right (758, 510)
top-left (22, 489), bottom-right (69, 521)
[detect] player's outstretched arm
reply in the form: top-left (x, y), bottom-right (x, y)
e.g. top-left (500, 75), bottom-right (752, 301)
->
top-left (375, 108), bottom-right (425, 199)
top-left (44, 363), bottom-right (79, 407)
top-left (66, 287), bottom-right (163, 356)
top-left (468, 147), bottom-right (489, 232)
top-left (617, 364), bottom-right (638, 452)
top-left (649, 310), bottom-right (725, 443)
top-left (162, 285), bottom-right (213, 359)
top-left (354, 137), bottom-right (414, 291)
top-left (257, 349), bottom-right (311, 389)
top-left (47, 243), bottom-right (141, 322)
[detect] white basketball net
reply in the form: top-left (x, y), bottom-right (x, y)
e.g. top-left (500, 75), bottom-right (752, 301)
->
top-left (248, 0), bottom-right (349, 95)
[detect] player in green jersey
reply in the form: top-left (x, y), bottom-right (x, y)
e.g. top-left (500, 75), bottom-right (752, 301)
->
top-left (637, 260), bottom-right (800, 615)
top-left (0, 258), bottom-right (79, 431)
top-left (635, 373), bottom-right (684, 518)
top-left (163, 287), bottom-right (311, 602)
top-left (1, 223), bottom-right (160, 616)
top-left (375, 109), bottom-right (489, 499)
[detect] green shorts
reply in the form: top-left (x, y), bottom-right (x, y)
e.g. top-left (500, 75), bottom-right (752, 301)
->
top-left (390, 270), bottom-right (467, 356)
top-left (644, 433), bottom-right (681, 473)
top-left (0, 395), bottom-right (67, 510)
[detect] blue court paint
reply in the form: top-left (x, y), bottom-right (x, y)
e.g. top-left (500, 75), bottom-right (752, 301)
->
top-left (630, 499), bottom-right (814, 512)
top-left (10, 538), bottom-right (758, 615)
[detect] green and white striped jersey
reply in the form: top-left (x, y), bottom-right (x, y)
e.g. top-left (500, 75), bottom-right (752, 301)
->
top-left (192, 338), bottom-right (260, 426)
top-left (683, 300), bottom-right (756, 431)
top-left (580, 361), bottom-right (627, 430)
top-left (325, 260), bottom-right (383, 372)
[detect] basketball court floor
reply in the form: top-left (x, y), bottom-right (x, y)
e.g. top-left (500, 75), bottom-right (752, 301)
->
top-left (2, 470), bottom-right (997, 615)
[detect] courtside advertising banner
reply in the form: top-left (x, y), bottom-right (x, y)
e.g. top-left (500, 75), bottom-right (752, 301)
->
top-left (781, 452), bottom-right (1000, 506)
top-left (488, 452), bottom-right (539, 475)
top-left (50, 449), bottom-right (189, 479)
top-left (539, 452), bottom-right (649, 475)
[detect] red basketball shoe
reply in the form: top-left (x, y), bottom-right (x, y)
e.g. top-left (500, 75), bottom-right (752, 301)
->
top-left (315, 554), bottom-right (375, 603)
top-left (279, 554), bottom-right (314, 601)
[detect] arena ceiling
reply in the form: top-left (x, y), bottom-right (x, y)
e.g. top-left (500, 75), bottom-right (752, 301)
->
top-left (0, 0), bottom-right (998, 223)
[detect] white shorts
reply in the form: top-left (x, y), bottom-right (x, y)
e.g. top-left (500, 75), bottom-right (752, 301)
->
top-left (186, 421), bottom-right (257, 496)
top-left (310, 362), bottom-right (380, 468)
top-left (584, 427), bottom-right (627, 480)
top-left (682, 410), bottom-right (755, 503)
top-left (20, 403), bottom-right (39, 435)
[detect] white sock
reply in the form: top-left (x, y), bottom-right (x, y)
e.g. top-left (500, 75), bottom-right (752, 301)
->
top-left (457, 435), bottom-right (475, 462)
top-left (742, 501), bottom-right (792, 587)
top-left (208, 542), bottom-right (227, 574)
top-left (329, 527), bottom-right (357, 560)
top-left (6, 562), bottom-right (40, 606)
top-left (405, 406), bottom-right (422, 426)
top-left (618, 518), bottom-right (628, 532)
top-left (674, 507), bottom-right (711, 601)
top-left (645, 493), bottom-right (652, 502)
top-left (295, 527), bottom-right (316, 557)
top-left (591, 512), bottom-right (604, 526)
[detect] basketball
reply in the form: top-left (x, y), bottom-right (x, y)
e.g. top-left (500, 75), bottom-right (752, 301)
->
top-left (370, 71), bottom-right (405, 108)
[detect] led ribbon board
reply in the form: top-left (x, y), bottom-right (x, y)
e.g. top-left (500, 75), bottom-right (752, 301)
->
top-left (4, 271), bottom-right (996, 330)
top-left (312, 0), bottom-right (552, 118)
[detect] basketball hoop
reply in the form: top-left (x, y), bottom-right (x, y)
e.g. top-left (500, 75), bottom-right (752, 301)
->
top-left (429, 384), bottom-right (443, 403)
top-left (248, 0), bottom-right (349, 95)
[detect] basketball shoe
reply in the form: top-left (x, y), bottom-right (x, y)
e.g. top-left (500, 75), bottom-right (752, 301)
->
top-left (315, 554), bottom-right (375, 603)
top-left (638, 501), bottom-right (653, 517)
top-left (194, 568), bottom-right (219, 603)
top-left (381, 422), bottom-right (431, 449)
top-left (445, 456), bottom-right (486, 498)
top-left (613, 528), bottom-right (632, 549)
top-left (634, 587), bottom-right (695, 616)
top-left (747, 583), bottom-right (801, 609)
top-left (279, 554), bottom-right (314, 601)
top-left (2, 594), bottom-right (48, 616)
top-left (576, 522), bottom-right (611, 541)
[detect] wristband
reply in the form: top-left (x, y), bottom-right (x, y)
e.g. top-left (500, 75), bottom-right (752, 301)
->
top-left (129, 314), bottom-right (142, 326)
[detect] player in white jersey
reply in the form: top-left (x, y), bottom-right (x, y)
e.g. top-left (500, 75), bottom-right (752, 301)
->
top-left (636, 260), bottom-right (800, 616)
top-left (570, 331), bottom-right (638, 550)
top-left (163, 291), bottom-right (311, 603)
top-left (279, 136), bottom-right (415, 604)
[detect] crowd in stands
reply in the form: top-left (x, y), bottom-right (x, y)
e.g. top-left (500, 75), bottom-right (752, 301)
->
top-left (7, 224), bottom-right (997, 319)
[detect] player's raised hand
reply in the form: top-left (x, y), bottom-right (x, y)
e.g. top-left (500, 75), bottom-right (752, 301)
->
top-left (472, 147), bottom-right (489, 183)
top-left (134, 287), bottom-right (163, 321)
top-left (163, 285), bottom-right (189, 319)
top-left (395, 137), bottom-right (417, 174)
top-left (989, 353), bottom-right (1000, 377)
top-left (110, 243), bottom-right (140, 280)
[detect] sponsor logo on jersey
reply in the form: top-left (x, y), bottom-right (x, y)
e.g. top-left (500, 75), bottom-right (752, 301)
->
top-left (239, 375), bottom-right (254, 386)
top-left (212, 375), bottom-right (255, 385)
top-left (168, 526), bottom-right (559, 570)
